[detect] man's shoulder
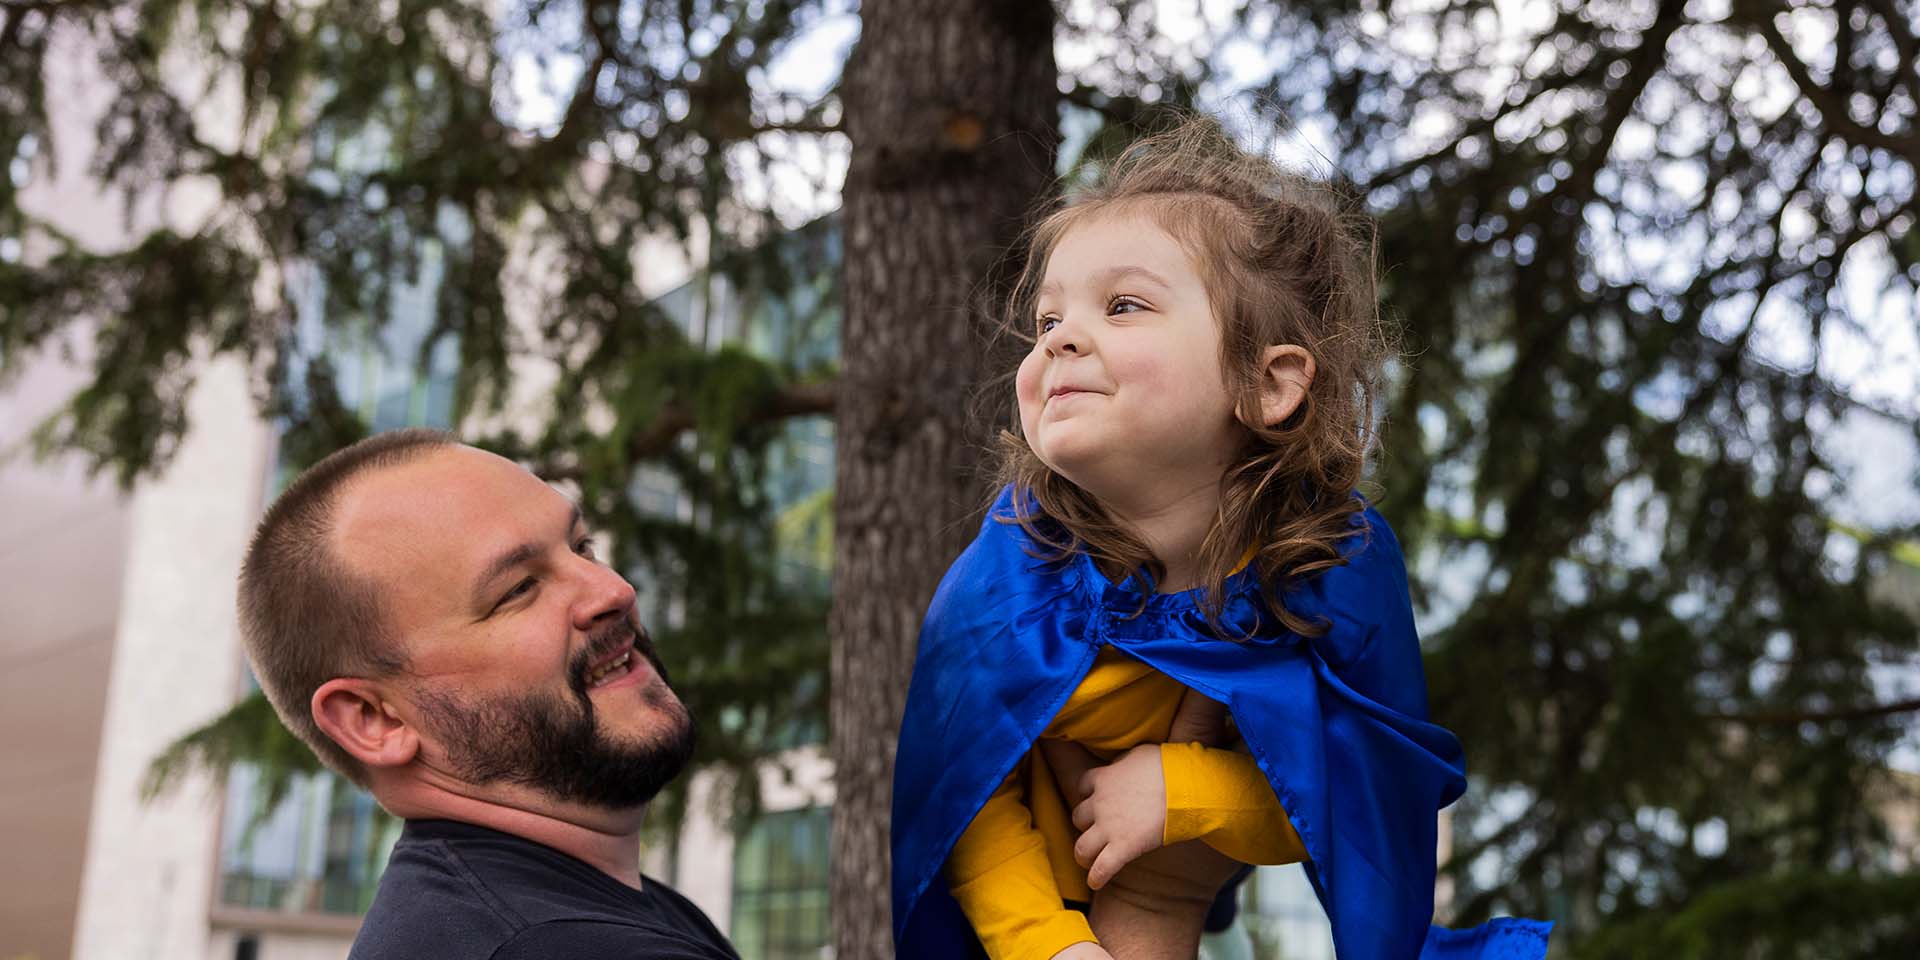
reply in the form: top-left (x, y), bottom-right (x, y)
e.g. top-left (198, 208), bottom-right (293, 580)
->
top-left (349, 820), bottom-right (734, 960)
top-left (489, 917), bottom-right (739, 960)
top-left (350, 824), bottom-right (523, 959)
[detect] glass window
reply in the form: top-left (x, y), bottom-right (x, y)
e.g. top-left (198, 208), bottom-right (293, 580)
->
top-left (218, 766), bottom-right (398, 915)
top-left (217, 232), bottom-right (455, 918)
top-left (1200, 864), bottom-right (1335, 960)
top-left (729, 807), bottom-right (832, 960)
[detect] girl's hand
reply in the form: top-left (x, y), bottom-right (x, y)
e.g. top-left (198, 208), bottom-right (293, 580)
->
top-left (1039, 738), bottom-right (1102, 807)
top-left (1071, 744), bottom-right (1167, 890)
top-left (1048, 942), bottom-right (1114, 960)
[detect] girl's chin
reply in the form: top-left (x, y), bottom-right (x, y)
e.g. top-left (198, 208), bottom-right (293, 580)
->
top-left (1036, 452), bottom-right (1116, 497)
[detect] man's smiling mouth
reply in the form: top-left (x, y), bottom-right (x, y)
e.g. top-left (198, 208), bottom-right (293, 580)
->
top-left (584, 639), bottom-right (638, 688)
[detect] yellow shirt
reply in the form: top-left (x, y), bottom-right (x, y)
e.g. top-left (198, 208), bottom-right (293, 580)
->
top-left (944, 646), bottom-right (1309, 960)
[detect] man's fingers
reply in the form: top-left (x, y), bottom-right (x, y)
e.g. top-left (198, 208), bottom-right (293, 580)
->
top-left (1074, 827), bottom-right (1103, 869)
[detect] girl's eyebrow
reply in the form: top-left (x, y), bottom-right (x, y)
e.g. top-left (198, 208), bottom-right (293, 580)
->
top-left (1037, 265), bottom-right (1173, 301)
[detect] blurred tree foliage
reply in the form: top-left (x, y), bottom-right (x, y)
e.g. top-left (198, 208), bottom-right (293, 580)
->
top-left (4, 0), bottom-right (1919, 956)
top-left (1261, 3), bottom-right (1920, 955)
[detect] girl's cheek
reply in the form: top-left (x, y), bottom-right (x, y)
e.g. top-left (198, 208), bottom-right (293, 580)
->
top-left (1014, 351), bottom-right (1044, 407)
top-left (1015, 351), bottom-right (1055, 445)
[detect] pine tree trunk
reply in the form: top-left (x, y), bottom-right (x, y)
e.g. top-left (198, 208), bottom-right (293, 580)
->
top-left (831, 1), bottom-right (1058, 955)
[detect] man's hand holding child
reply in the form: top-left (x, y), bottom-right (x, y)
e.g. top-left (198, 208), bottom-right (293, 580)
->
top-left (1048, 943), bottom-right (1115, 960)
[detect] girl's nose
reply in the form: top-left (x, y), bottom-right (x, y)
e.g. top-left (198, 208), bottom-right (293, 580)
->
top-left (1044, 319), bottom-right (1086, 357)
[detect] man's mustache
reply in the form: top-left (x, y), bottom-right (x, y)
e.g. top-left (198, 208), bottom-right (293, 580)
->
top-left (568, 614), bottom-right (664, 691)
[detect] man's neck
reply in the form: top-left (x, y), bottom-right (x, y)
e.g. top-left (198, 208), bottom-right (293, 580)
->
top-left (381, 779), bottom-right (650, 889)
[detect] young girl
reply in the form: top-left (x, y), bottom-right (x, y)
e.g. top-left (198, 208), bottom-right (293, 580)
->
top-left (891, 117), bottom-right (1552, 960)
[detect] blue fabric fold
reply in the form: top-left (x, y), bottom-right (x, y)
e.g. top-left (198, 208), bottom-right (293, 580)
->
top-left (890, 485), bottom-right (1552, 959)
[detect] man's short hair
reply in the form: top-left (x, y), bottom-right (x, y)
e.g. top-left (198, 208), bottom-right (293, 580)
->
top-left (238, 427), bottom-right (458, 785)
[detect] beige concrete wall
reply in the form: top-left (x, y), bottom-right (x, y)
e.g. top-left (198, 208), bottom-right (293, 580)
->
top-left (206, 927), bottom-right (355, 960)
top-left (668, 745), bottom-right (835, 935)
top-left (69, 356), bottom-right (274, 960)
top-left (0, 353), bottom-right (133, 960)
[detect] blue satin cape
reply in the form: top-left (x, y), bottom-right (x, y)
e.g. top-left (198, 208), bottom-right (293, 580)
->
top-left (891, 487), bottom-right (1551, 959)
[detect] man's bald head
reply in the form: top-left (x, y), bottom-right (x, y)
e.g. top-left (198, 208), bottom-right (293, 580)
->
top-left (237, 428), bottom-right (458, 785)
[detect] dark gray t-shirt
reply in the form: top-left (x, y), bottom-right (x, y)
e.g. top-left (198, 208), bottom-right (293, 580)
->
top-left (350, 819), bottom-right (738, 959)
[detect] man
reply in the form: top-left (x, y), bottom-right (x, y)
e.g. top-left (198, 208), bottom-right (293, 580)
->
top-left (241, 428), bottom-right (1240, 958)
top-left (237, 428), bottom-right (734, 958)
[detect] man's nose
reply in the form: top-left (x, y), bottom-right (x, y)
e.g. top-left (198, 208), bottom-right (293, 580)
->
top-left (573, 553), bottom-right (638, 628)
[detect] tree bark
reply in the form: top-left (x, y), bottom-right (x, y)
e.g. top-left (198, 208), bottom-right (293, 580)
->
top-left (831, 1), bottom-right (1059, 956)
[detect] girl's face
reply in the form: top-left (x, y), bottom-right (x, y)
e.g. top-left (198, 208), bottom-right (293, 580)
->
top-left (1015, 212), bottom-right (1244, 510)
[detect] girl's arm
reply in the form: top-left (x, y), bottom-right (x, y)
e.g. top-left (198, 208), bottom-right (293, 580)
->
top-left (947, 759), bottom-right (1103, 960)
top-left (1158, 741), bottom-right (1307, 865)
top-left (1067, 686), bottom-right (1305, 881)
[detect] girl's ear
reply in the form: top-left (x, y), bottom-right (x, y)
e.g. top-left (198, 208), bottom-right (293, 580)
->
top-left (1243, 344), bottom-right (1316, 428)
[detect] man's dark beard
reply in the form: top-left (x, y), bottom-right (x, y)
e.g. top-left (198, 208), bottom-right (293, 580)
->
top-left (415, 616), bottom-right (696, 810)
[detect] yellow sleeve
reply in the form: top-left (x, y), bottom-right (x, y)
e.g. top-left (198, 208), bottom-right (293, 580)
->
top-left (946, 762), bottom-right (1098, 960)
top-left (1158, 741), bottom-right (1308, 866)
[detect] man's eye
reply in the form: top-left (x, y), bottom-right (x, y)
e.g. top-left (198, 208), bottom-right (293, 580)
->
top-left (575, 535), bottom-right (598, 559)
top-left (500, 577), bottom-right (536, 605)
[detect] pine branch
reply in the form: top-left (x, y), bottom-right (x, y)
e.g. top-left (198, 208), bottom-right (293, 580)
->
top-left (1359, 45), bottom-right (1601, 193)
top-left (1750, 10), bottom-right (1920, 166)
top-left (626, 379), bottom-right (835, 457)
top-left (1863, 0), bottom-right (1920, 88)
top-left (534, 0), bottom-right (619, 165)
top-left (1559, 0), bottom-right (1689, 203)
top-left (537, 380), bottom-right (837, 481)
top-left (0, 0), bottom-right (110, 11)
top-left (1060, 82), bottom-right (1151, 127)
top-left (752, 118), bottom-right (845, 136)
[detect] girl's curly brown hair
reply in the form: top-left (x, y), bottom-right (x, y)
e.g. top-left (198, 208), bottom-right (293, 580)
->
top-left (994, 114), bottom-right (1396, 637)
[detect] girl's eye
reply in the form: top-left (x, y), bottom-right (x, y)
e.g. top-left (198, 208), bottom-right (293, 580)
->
top-left (1036, 316), bottom-right (1060, 335)
top-left (1108, 297), bottom-right (1144, 315)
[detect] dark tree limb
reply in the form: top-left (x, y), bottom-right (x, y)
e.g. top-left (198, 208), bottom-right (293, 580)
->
top-left (1710, 696), bottom-right (1920, 725)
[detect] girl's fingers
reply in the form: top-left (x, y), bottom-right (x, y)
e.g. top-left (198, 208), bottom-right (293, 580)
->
top-left (1039, 739), bottom-right (1102, 808)
top-left (1071, 798), bottom-right (1094, 832)
top-left (1074, 827), bottom-right (1102, 868)
top-left (1087, 841), bottom-right (1135, 891)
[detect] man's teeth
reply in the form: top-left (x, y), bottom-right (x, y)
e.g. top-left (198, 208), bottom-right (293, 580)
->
top-left (586, 651), bottom-right (633, 687)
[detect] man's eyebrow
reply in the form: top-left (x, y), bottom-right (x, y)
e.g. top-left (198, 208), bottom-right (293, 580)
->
top-left (471, 504), bottom-right (584, 608)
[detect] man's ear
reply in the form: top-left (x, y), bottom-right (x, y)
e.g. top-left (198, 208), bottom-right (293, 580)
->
top-left (1243, 344), bottom-right (1316, 428)
top-left (312, 678), bottom-right (419, 772)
